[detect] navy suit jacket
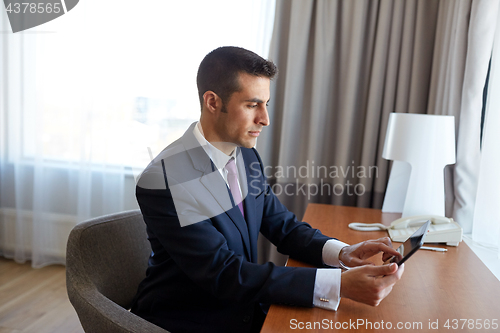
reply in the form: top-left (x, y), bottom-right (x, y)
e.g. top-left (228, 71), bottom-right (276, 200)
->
top-left (131, 123), bottom-right (332, 333)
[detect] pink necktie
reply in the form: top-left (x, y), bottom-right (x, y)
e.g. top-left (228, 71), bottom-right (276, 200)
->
top-left (225, 158), bottom-right (244, 217)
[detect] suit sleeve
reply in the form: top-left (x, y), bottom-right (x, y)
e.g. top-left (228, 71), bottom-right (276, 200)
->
top-left (136, 169), bottom-right (318, 307)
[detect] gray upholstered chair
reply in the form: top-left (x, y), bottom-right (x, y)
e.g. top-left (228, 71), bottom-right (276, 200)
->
top-left (66, 210), bottom-right (169, 333)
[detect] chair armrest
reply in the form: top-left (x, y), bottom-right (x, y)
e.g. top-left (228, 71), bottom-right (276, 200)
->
top-left (68, 282), bottom-right (169, 333)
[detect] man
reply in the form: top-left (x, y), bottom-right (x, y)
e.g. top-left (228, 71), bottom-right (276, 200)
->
top-left (131, 46), bottom-right (404, 333)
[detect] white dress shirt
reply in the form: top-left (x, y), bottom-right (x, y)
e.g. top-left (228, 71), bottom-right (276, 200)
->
top-left (193, 122), bottom-right (348, 311)
top-left (193, 122), bottom-right (241, 193)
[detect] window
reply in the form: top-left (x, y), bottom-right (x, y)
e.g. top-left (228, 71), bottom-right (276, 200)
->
top-left (5, 0), bottom-right (275, 173)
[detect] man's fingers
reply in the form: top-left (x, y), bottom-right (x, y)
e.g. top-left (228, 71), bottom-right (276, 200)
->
top-left (364, 262), bottom-right (399, 277)
top-left (376, 237), bottom-right (393, 247)
top-left (395, 263), bottom-right (405, 279)
top-left (355, 242), bottom-right (400, 260)
top-left (349, 258), bottom-right (375, 267)
top-left (382, 251), bottom-right (402, 262)
top-left (358, 239), bottom-right (400, 257)
top-left (340, 263), bottom-right (404, 307)
top-left (378, 263), bottom-right (405, 286)
top-left (341, 237), bottom-right (401, 265)
top-left (376, 243), bottom-right (401, 258)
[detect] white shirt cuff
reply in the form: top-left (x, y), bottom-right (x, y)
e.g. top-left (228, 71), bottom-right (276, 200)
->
top-left (313, 268), bottom-right (342, 311)
top-left (322, 239), bottom-right (349, 267)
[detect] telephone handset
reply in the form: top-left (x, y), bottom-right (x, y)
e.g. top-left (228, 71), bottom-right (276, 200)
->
top-left (390, 215), bottom-right (452, 229)
top-left (348, 215), bottom-right (463, 246)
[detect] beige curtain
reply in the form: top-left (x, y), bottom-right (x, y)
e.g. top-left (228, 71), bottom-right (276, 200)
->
top-left (258, 0), bottom-right (441, 220)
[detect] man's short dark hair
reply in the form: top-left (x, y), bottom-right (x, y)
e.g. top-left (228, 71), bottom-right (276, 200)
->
top-left (196, 46), bottom-right (278, 109)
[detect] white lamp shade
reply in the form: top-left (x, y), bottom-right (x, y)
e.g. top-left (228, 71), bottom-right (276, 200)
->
top-left (382, 113), bottom-right (456, 217)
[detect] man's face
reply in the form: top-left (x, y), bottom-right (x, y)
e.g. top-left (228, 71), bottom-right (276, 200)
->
top-left (214, 72), bottom-right (270, 149)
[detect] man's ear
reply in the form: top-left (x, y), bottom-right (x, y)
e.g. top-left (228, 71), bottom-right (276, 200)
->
top-left (202, 91), bottom-right (221, 114)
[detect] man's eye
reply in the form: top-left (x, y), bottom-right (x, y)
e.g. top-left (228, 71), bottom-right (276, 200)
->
top-left (248, 104), bottom-right (258, 108)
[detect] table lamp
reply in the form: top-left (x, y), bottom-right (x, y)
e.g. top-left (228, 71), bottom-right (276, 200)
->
top-left (381, 113), bottom-right (456, 217)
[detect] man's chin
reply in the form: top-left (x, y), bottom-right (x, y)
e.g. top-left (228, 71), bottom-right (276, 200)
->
top-left (241, 140), bottom-right (257, 149)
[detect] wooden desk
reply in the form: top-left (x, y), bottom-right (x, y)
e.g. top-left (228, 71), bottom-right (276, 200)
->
top-left (261, 204), bottom-right (500, 332)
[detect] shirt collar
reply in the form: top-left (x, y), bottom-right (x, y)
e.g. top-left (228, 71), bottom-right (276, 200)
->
top-left (193, 122), bottom-right (237, 171)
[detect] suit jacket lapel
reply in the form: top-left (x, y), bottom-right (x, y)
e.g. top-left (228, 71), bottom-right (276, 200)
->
top-left (243, 163), bottom-right (256, 263)
top-left (181, 123), bottom-right (252, 260)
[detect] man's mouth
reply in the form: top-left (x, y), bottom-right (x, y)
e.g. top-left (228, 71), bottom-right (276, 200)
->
top-left (248, 131), bottom-right (261, 137)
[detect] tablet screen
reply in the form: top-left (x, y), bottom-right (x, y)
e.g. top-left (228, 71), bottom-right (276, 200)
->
top-left (389, 220), bottom-right (431, 266)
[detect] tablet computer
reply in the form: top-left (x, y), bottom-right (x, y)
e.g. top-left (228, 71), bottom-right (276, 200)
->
top-left (387, 220), bottom-right (431, 266)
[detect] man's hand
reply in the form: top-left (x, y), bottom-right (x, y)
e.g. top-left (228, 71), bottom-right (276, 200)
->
top-left (340, 263), bottom-right (404, 306)
top-left (339, 237), bottom-right (402, 267)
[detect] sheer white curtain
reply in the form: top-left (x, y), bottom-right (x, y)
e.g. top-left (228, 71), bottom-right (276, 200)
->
top-left (0, 0), bottom-right (276, 268)
top-left (429, 0), bottom-right (500, 261)
top-left (467, 2), bottom-right (500, 259)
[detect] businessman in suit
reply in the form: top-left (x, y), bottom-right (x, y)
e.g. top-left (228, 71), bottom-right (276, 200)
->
top-left (131, 46), bottom-right (404, 333)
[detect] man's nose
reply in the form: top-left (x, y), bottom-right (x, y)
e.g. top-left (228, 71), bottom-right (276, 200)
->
top-left (257, 105), bottom-right (270, 126)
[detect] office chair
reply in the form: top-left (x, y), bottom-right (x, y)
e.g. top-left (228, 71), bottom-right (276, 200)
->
top-left (66, 210), bottom-right (169, 333)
